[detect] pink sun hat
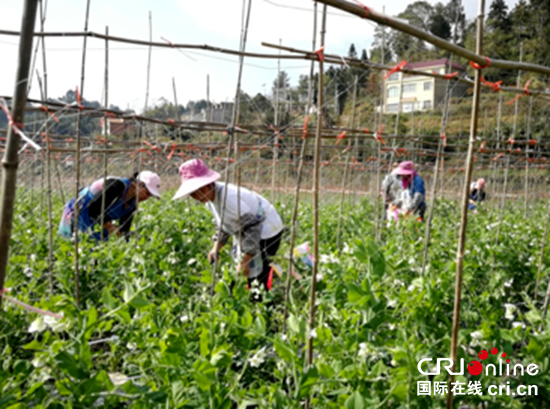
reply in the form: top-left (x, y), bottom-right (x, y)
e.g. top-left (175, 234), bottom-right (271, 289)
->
top-left (394, 161), bottom-right (415, 176)
top-left (172, 159), bottom-right (221, 201)
top-left (477, 178), bottom-right (486, 189)
top-left (137, 170), bottom-right (161, 198)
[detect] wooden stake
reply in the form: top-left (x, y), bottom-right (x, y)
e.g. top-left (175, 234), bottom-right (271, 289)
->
top-left (283, 0), bottom-right (317, 334)
top-left (100, 26), bottom-right (109, 241)
top-left (306, 5), bottom-right (326, 408)
top-left (0, 0), bottom-right (39, 314)
top-left (73, 0), bottom-right (92, 307)
top-left (447, 2), bottom-right (485, 408)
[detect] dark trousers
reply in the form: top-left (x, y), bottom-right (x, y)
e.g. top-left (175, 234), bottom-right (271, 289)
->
top-left (248, 231), bottom-right (283, 296)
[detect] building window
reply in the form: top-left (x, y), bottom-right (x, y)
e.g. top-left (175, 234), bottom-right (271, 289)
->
top-left (402, 83), bottom-right (417, 94)
top-left (402, 102), bottom-right (413, 113)
top-left (423, 81), bottom-right (432, 91)
top-left (387, 86), bottom-right (399, 98)
top-left (423, 100), bottom-right (432, 110)
top-left (388, 73), bottom-right (399, 81)
top-left (387, 103), bottom-right (399, 113)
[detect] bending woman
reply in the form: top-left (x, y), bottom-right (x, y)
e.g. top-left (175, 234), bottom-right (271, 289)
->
top-left (173, 159), bottom-right (284, 298)
top-left (58, 171), bottom-right (161, 241)
top-left (389, 161), bottom-right (426, 221)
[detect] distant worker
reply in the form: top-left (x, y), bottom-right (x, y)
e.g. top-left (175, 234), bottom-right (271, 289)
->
top-left (469, 178), bottom-right (487, 213)
top-left (58, 171), bottom-right (161, 241)
top-left (173, 159), bottom-right (284, 301)
top-left (381, 162), bottom-right (401, 220)
top-left (388, 161), bottom-right (426, 221)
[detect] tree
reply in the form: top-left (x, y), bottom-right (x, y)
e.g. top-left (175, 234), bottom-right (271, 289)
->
top-left (348, 43), bottom-right (358, 59)
top-left (272, 71), bottom-right (290, 95)
top-left (429, 6), bottom-right (451, 40)
top-left (445, 0), bottom-right (466, 45)
top-left (487, 0), bottom-right (509, 31)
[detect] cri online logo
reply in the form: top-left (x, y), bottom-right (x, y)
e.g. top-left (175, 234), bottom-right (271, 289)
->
top-left (418, 347), bottom-right (539, 377)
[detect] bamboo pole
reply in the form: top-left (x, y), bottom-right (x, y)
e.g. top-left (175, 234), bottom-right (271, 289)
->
top-left (306, 5), bottom-right (326, 408)
top-left (336, 76), bottom-right (357, 251)
top-left (447, 1), bottom-right (485, 408)
top-left (283, 0), bottom-right (317, 334)
top-left (0, 0), bottom-right (39, 314)
top-left (524, 96), bottom-right (533, 217)
top-left (73, 0), bottom-right (92, 308)
top-left (144, 11), bottom-right (152, 113)
top-left (374, 16), bottom-right (386, 242)
top-left (211, 0), bottom-right (251, 295)
top-left (100, 26), bottom-right (109, 242)
top-left (207, 74), bottom-right (211, 142)
top-left (172, 77), bottom-right (180, 140)
top-left (271, 39), bottom-right (281, 202)
top-left (37, 58), bottom-right (54, 290)
top-left (421, 58), bottom-right (454, 276)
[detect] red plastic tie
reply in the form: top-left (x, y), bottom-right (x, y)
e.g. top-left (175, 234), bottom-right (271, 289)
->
top-left (469, 57), bottom-right (491, 70)
top-left (440, 133), bottom-right (447, 147)
top-left (303, 115), bottom-right (310, 139)
top-left (481, 76), bottom-right (502, 92)
top-left (385, 60), bottom-right (407, 80)
top-left (313, 46), bottom-right (325, 62)
top-left (335, 131), bottom-right (346, 145)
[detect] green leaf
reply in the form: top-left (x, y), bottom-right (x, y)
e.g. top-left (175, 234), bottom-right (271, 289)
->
top-left (347, 283), bottom-right (368, 305)
top-left (274, 338), bottom-right (295, 364)
top-left (123, 282), bottom-right (135, 303)
top-left (241, 310), bottom-right (253, 328)
top-left (23, 340), bottom-right (44, 351)
top-left (392, 383), bottom-right (408, 401)
top-left (298, 366), bottom-right (319, 398)
top-left (102, 288), bottom-right (115, 310)
top-left (253, 316), bottom-right (266, 336)
top-left (54, 351), bottom-right (90, 380)
top-left (130, 295), bottom-right (150, 309)
top-left (345, 391), bottom-right (365, 409)
top-left (194, 371), bottom-right (212, 391)
top-left (200, 328), bottom-right (210, 357)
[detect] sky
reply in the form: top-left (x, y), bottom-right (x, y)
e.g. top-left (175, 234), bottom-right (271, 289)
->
top-left (0, 0), bottom-right (519, 113)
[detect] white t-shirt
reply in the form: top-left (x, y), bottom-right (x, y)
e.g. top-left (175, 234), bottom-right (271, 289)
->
top-left (206, 182), bottom-right (283, 240)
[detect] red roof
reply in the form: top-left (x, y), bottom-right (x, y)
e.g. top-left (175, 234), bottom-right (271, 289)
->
top-left (404, 58), bottom-right (466, 71)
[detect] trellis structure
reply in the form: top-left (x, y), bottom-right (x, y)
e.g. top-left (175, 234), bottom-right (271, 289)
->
top-left (2, 0), bottom-right (550, 408)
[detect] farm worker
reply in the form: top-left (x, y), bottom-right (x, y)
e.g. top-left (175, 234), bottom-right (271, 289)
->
top-left (388, 161), bottom-right (426, 221)
top-left (173, 159), bottom-right (284, 299)
top-left (469, 178), bottom-right (486, 213)
top-left (381, 162), bottom-right (401, 221)
top-left (58, 171), bottom-right (161, 241)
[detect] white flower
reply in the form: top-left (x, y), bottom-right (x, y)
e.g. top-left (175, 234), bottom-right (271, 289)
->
top-left (281, 334), bottom-right (288, 341)
top-left (316, 273), bottom-right (324, 282)
top-left (29, 317), bottom-right (46, 333)
top-left (407, 284), bottom-right (416, 293)
top-left (167, 253), bottom-right (178, 265)
top-left (276, 360), bottom-right (285, 372)
top-left (470, 331), bottom-right (483, 339)
top-left (512, 321), bottom-right (526, 329)
top-left (180, 315), bottom-right (189, 323)
top-left (165, 238), bottom-right (173, 244)
top-left (30, 254), bottom-right (37, 262)
top-left (470, 330), bottom-right (483, 346)
top-left (391, 359), bottom-right (398, 367)
top-left (32, 356), bottom-right (46, 368)
top-left (249, 347), bottom-right (267, 368)
top-left (126, 342), bottom-right (137, 351)
top-left (504, 304), bottom-right (516, 320)
top-left (504, 279), bottom-right (513, 288)
top-left (358, 342), bottom-right (369, 359)
top-left (187, 258), bottom-right (197, 266)
top-left (387, 300), bottom-right (397, 308)
top-left (220, 323), bottom-right (226, 330)
top-left (44, 315), bottom-right (66, 332)
top-left (343, 242), bottom-right (353, 254)
top-left (23, 266), bottom-right (33, 278)
top-left (389, 324), bottom-right (396, 330)
top-left (108, 372), bottom-right (130, 386)
top-left (393, 279), bottom-right (404, 287)
top-left (307, 328), bottom-right (317, 339)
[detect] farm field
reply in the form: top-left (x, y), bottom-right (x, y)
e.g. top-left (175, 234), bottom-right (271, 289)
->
top-left (1, 193), bottom-right (549, 408)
